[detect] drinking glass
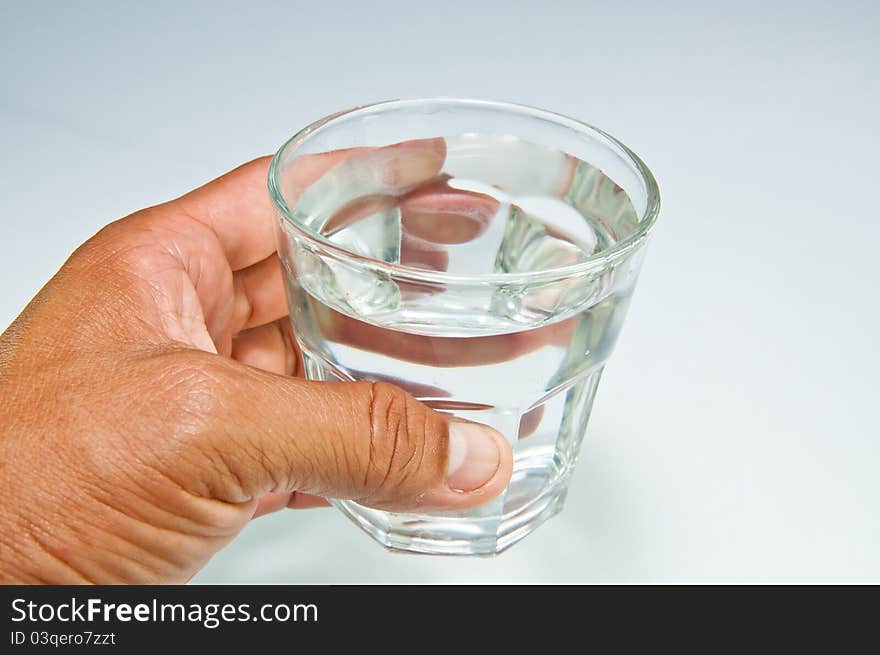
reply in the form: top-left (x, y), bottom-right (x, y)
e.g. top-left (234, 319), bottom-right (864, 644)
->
top-left (269, 98), bottom-right (659, 555)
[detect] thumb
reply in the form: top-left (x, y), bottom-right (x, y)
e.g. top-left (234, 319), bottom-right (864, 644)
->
top-left (179, 354), bottom-right (513, 512)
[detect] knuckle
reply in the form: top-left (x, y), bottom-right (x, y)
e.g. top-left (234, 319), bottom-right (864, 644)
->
top-left (149, 352), bottom-right (261, 501)
top-left (158, 352), bottom-right (230, 417)
top-left (72, 212), bottom-right (155, 270)
top-left (363, 382), bottom-right (431, 499)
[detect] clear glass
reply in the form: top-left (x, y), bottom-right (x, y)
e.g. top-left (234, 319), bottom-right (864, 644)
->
top-left (269, 98), bottom-right (659, 555)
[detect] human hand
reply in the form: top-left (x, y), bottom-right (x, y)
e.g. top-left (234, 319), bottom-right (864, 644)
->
top-left (0, 153), bottom-right (513, 584)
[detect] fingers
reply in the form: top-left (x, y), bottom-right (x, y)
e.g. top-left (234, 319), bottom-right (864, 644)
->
top-left (231, 319), bottom-right (301, 377)
top-left (231, 254), bottom-right (288, 332)
top-left (174, 157), bottom-right (277, 271)
top-left (399, 232), bottom-right (449, 271)
top-left (322, 194), bottom-right (397, 235)
top-left (313, 300), bottom-right (580, 368)
top-left (162, 137), bottom-right (571, 279)
top-left (179, 354), bottom-right (512, 513)
top-left (162, 139), bottom-right (445, 275)
top-left (518, 405), bottom-right (545, 439)
top-left (252, 492), bottom-right (329, 518)
top-left (284, 138), bottom-right (446, 220)
top-left (399, 176), bottom-right (498, 245)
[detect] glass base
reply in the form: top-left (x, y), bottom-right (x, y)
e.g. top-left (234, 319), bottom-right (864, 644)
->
top-left (331, 449), bottom-right (572, 556)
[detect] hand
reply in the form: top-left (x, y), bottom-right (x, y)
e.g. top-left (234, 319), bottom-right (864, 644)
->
top-left (0, 155), bottom-right (513, 584)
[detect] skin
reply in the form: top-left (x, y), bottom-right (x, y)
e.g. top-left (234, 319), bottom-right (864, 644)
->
top-left (0, 138), bottom-right (580, 584)
top-left (0, 153), bottom-right (518, 584)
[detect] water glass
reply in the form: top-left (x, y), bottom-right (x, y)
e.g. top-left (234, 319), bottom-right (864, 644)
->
top-left (269, 99), bottom-right (659, 555)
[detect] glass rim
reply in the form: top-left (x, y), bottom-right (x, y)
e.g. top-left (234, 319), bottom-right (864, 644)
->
top-left (268, 97), bottom-right (660, 284)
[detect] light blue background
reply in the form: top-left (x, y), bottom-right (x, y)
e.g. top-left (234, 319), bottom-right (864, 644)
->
top-left (2, 0), bottom-right (877, 582)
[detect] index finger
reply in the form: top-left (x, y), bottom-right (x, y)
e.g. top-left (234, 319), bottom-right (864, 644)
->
top-left (174, 138), bottom-right (446, 271)
top-left (174, 156), bottom-right (277, 271)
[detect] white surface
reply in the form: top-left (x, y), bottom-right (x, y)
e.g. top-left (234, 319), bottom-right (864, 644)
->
top-left (1, 0), bottom-right (877, 582)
